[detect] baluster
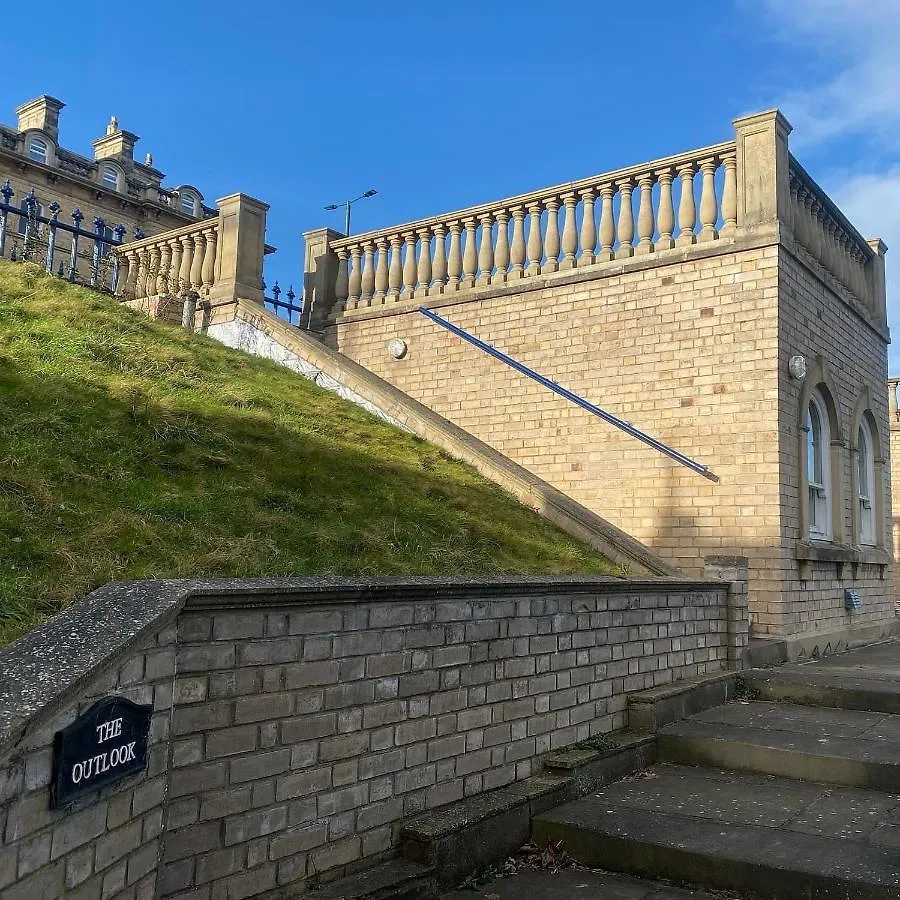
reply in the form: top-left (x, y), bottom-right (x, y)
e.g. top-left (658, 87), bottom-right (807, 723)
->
top-left (493, 211), bottom-right (509, 283)
top-left (45, 201), bottom-right (60, 273)
top-left (720, 154), bottom-right (737, 237)
top-left (401, 231), bottom-right (417, 298)
top-left (655, 169), bottom-right (675, 250)
top-left (178, 234), bottom-right (194, 295)
top-left (133, 249), bottom-right (148, 299)
top-left (165, 238), bottom-right (180, 296)
top-left (347, 244), bottom-right (363, 307)
top-left (145, 245), bottom-right (161, 296)
top-left (698, 158), bottom-right (719, 242)
top-left (615, 180), bottom-right (634, 258)
top-left (509, 206), bottom-right (526, 279)
top-left (189, 234), bottom-right (205, 293)
top-left (675, 163), bottom-right (696, 246)
top-left (636, 175), bottom-right (655, 255)
top-left (374, 237), bottom-right (390, 302)
top-left (157, 242), bottom-right (172, 296)
top-left (578, 188), bottom-right (596, 266)
top-left (0, 180), bottom-right (13, 258)
top-left (525, 202), bottom-right (543, 276)
top-left (201, 228), bottom-right (217, 293)
top-left (361, 241), bottom-right (376, 306)
top-left (447, 221), bottom-right (463, 290)
top-left (416, 228), bottom-right (432, 296)
top-left (90, 217), bottom-right (105, 287)
top-left (477, 213), bottom-right (493, 286)
top-left (560, 194), bottom-right (578, 270)
top-left (854, 245), bottom-right (870, 303)
top-left (461, 217), bottom-right (478, 288)
top-left (791, 182), bottom-right (808, 252)
top-left (122, 250), bottom-right (139, 298)
top-left (431, 224), bottom-right (447, 293)
top-left (808, 198), bottom-right (824, 265)
top-left (335, 246), bottom-right (350, 307)
top-left (598, 185), bottom-right (615, 261)
top-left (386, 234), bottom-right (402, 301)
top-left (69, 208), bottom-right (84, 281)
top-left (544, 197), bottom-right (561, 273)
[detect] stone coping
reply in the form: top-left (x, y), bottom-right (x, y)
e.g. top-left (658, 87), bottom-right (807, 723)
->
top-left (0, 575), bottom-right (723, 755)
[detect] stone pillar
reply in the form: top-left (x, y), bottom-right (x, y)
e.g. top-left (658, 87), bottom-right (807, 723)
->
top-left (300, 226), bottom-right (342, 332)
top-left (866, 238), bottom-right (888, 328)
top-left (732, 109), bottom-right (792, 236)
top-left (704, 555), bottom-right (750, 670)
top-left (209, 193), bottom-right (270, 309)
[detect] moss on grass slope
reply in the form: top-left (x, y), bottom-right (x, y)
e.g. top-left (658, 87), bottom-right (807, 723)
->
top-left (0, 262), bottom-right (616, 644)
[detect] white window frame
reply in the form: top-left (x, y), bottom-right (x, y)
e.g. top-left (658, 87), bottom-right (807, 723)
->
top-left (102, 165), bottom-right (120, 190)
top-left (857, 419), bottom-right (876, 546)
top-left (28, 137), bottom-right (48, 164)
top-left (180, 192), bottom-right (197, 216)
top-left (806, 392), bottom-right (831, 540)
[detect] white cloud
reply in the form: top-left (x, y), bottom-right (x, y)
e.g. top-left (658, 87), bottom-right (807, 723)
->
top-left (757, 0), bottom-right (900, 146)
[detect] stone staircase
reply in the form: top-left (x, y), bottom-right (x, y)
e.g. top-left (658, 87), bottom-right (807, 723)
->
top-left (532, 645), bottom-right (900, 899)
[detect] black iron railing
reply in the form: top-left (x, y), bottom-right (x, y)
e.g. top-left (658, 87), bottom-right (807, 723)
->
top-left (0, 179), bottom-right (144, 292)
top-left (262, 280), bottom-right (303, 326)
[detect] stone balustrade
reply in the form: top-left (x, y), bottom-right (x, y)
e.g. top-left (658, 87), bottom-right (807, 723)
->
top-left (788, 157), bottom-right (878, 314)
top-left (114, 218), bottom-right (219, 302)
top-left (328, 141), bottom-right (737, 312)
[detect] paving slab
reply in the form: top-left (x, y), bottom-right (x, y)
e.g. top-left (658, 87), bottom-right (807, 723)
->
top-left (440, 867), bottom-right (736, 899)
top-left (746, 639), bottom-right (900, 714)
top-left (532, 764), bottom-right (900, 899)
top-left (659, 700), bottom-right (900, 790)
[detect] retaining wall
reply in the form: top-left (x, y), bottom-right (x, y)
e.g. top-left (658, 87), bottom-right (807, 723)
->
top-left (0, 575), bottom-right (743, 899)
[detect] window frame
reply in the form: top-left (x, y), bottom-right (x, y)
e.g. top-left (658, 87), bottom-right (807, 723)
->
top-left (806, 391), bottom-right (832, 541)
top-left (857, 419), bottom-right (876, 546)
top-left (180, 192), bottom-right (197, 216)
top-left (101, 165), bottom-right (120, 191)
top-left (28, 137), bottom-right (48, 164)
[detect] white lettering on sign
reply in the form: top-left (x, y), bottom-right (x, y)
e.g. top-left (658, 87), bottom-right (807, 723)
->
top-left (95, 717), bottom-right (123, 744)
top-left (70, 714), bottom-right (138, 785)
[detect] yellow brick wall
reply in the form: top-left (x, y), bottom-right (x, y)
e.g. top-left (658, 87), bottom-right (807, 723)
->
top-left (328, 244), bottom-right (787, 630)
top-left (775, 248), bottom-right (894, 634)
top-left (326, 240), bottom-right (894, 639)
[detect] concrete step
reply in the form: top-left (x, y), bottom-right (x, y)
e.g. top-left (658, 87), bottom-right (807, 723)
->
top-left (440, 867), bottom-right (740, 899)
top-left (311, 860), bottom-right (435, 900)
top-left (744, 640), bottom-right (900, 715)
top-left (532, 763), bottom-right (900, 900)
top-left (658, 700), bottom-right (900, 791)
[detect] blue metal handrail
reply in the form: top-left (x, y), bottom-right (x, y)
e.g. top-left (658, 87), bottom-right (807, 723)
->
top-left (418, 306), bottom-right (719, 482)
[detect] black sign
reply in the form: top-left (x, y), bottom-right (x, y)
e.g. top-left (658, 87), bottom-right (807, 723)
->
top-left (52, 696), bottom-right (152, 807)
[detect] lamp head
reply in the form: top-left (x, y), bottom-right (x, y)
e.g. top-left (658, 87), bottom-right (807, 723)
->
top-left (323, 204), bottom-right (339, 211)
top-left (363, 190), bottom-right (377, 198)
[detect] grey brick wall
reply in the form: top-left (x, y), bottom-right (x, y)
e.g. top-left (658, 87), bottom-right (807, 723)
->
top-left (0, 577), bottom-right (732, 900)
top-left (163, 580), bottom-right (729, 897)
top-left (0, 624), bottom-right (176, 900)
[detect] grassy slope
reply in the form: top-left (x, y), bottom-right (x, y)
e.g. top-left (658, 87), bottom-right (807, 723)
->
top-left (0, 262), bottom-right (616, 644)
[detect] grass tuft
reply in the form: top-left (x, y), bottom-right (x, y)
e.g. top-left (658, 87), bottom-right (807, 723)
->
top-left (0, 261), bottom-right (617, 645)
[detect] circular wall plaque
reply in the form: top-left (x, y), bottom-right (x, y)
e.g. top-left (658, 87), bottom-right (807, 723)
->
top-left (387, 338), bottom-right (408, 359)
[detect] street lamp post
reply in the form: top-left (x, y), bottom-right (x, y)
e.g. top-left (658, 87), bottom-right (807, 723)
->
top-left (324, 189), bottom-right (377, 236)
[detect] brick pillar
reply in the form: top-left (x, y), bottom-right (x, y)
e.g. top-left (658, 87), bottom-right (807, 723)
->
top-left (705, 555), bottom-right (750, 670)
top-left (209, 193), bottom-right (269, 307)
top-left (732, 109), bottom-right (792, 237)
top-left (300, 227), bottom-right (342, 332)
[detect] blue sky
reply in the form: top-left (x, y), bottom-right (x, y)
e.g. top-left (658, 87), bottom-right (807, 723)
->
top-left (2, 0), bottom-right (897, 365)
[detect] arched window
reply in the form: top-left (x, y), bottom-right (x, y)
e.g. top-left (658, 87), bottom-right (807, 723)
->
top-left (806, 392), bottom-right (831, 540)
top-left (857, 418), bottom-right (876, 546)
top-left (102, 166), bottom-right (119, 190)
top-left (28, 137), bottom-right (48, 163)
top-left (180, 192), bottom-right (197, 216)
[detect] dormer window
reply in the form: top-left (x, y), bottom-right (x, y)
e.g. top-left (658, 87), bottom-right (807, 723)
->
top-left (180, 192), bottom-right (197, 216)
top-left (102, 165), bottom-right (120, 190)
top-left (28, 137), bottom-right (48, 163)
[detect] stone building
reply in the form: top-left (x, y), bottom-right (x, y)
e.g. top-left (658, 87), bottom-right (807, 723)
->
top-left (298, 110), bottom-right (894, 655)
top-left (0, 94), bottom-right (213, 270)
